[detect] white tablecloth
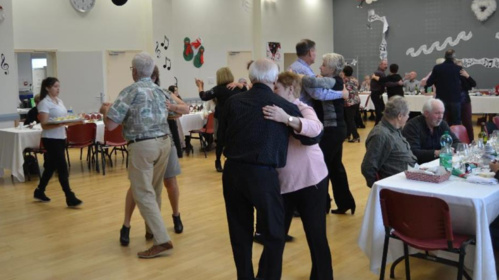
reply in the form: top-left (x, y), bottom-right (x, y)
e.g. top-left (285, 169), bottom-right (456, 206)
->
top-left (358, 160), bottom-right (499, 280)
top-left (0, 121), bottom-right (105, 182)
top-left (358, 94), bottom-right (499, 114)
top-left (0, 126), bottom-right (43, 182)
top-left (178, 112), bottom-right (204, 136)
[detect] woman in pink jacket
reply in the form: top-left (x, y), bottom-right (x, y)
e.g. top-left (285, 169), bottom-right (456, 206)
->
top-left (261, 72), bottom-right (333, 280)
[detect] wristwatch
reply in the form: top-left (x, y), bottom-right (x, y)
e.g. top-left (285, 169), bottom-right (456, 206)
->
top-left (287, 116), bottom-right (294, 126)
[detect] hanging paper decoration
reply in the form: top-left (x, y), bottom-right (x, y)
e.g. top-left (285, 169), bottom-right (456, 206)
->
top-left (367, 9), bottom-right (389, 60)
top-left (0, 5), bottom-right (5, 22)
top-left (194, 46), bottom-right (205, 68)
top-left (191, 37), bottom-right (203, 49)
top-left (345, 58), bottom-right (358, 67)
top-left (1, 53), bottom-right (10, 75)
top-left (496, 32), bottom-right (499, 39)
top-left (183, 37), bottom-right (194, 61)
top-left (266, 42), bottom-right (282, 62)
top-left (471, 0), bottom-right (497, 22)
top-left (241, 0), bottom-right (251, 13)
top-left (461, 58), bottom-right (499, 68)
top-left (405, 31), bottom-right (473, 58)
top-left (357, 0), bottom-right (378, 8)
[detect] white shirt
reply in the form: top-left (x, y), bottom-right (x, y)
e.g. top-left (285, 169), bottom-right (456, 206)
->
top-left (37, 97), bottom-right (67, 139)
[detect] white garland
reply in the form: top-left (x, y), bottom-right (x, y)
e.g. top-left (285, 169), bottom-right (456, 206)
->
top-left (471, 0), bottom-right (497, 22)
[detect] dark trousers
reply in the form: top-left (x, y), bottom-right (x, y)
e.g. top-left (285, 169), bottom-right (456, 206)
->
top-left (444, 102), bottom-right (462, 126)
top-left (371, 91), bottom-right (385, 125)
top-left (38, 138), bottom-right (74, 198)
top-left (216, 130), bottom-right (224, 162)
top-left (319, 127), bottom-right (356, 210)
top-left (461, 102), bottom-right (474, 142)
top-left (168, 119), bottom-right (183, 158)
top-left (223, 160), bottom-right (285, 280)
top-left (345, 104), bottom-right (360, 139)
top-left (283, 177), bottom-right (333, 280)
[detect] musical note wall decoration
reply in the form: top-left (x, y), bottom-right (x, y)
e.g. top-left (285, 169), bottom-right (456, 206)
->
top-left (1, 53), bottom-right (10, 75)
top-left (163, 57), bottom-right (171, 70)
top-left (461, 57), bottom-right (499, 68)
top-left (161, 36), bottom-right (169, 50)
top-left (174, 77), bottom-right (178, 87)
top-left (155, 41), bottom-right (161, 58)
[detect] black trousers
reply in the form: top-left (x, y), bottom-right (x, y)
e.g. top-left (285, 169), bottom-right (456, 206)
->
top-left (38, 138), bottom-right (74, 197)
top-left (283, 177), bottom-right (333, 280)
top-left (168, 119), bottom-right (183, 158)
top-left (223, 160), bottom-right (285, 280)
top-left (319, 127), bottom-right (356, 210)
top-left (444, 102), bottom-right (462, 126)
top-left (216, 129), bottom-right (224, 162)
top-left (371, 91), bottom-right (385, 125)
top-left (344, 104), bottom-right (360, 139)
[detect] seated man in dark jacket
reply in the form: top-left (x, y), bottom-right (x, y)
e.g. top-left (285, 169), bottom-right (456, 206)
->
top-left (402, 98), bottom-right (460, 164)
top-left (24, 94), bottom-right (41, 125)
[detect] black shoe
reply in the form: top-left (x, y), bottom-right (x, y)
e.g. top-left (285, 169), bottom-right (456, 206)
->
top-left (285, 235), bottom-right (294, 242)
top-left (331, 206), bottom-right (356, 215)
top-left (215, 160), bottom-right (223, 172)
top-left (66, 196), bottom-right (83, 208)
top-left (253, 233), bottom-right (264, 244)
top-left (120, 225), bottom-right (130, 246)
top-left (292, 210), bottom-right (300, 217)
top-left (172, 214), bottom-right (184, 234)
top-left (33, 188), bottom-right (51, 202)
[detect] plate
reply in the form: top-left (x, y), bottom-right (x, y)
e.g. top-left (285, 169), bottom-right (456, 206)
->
top-left (46, 118), bottom-right (84, 125)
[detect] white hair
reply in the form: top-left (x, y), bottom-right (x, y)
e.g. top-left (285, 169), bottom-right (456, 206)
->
top-left (435, 58), bottom-right (445, 65)
top-left (132, 52), bottom-right (155, 78)
top-left (422, 98), bottom-right (444, 113)
top-left (238, 77), bottom-right (247, 83)
top-left (249, 58), bottom-right (278, 84)
top-left (322, 53), bottom-right (345, 75)
top-left (384, 96), bottom-right (409, 120)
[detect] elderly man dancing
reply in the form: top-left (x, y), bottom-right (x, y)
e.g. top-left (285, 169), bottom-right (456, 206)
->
top-left (219, 58), bottom-right (318, 280)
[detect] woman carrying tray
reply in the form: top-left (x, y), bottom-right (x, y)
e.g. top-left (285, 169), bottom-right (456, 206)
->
top-left (33, 77), bottom-right (84, 207)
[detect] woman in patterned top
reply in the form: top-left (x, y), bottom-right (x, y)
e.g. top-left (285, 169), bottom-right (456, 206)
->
top-left (343, 66), bottom-right (361, 143)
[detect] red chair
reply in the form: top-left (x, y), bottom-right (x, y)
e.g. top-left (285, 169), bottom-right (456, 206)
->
top-left (96, 125), bottom-right (128, 175)
top-left (379, 189), bottom-right (474, 280)
top-left (188, 113), bottom-right (215, 158)
top-left (66, 123), bottom-right (97, 170)
top-left (450, 125), bottom-right (470, 144)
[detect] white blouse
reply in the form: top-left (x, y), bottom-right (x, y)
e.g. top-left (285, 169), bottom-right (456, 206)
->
top-left (37, 97), bottom-right (67, 139)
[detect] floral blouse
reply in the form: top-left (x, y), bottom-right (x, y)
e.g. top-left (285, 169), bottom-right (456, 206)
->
top-left (344, 77), bottom-right (361, 107)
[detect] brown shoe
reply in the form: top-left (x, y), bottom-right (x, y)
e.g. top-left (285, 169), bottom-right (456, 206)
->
top-left (145, 232), bottom-right (154, 240)
top-left (137, 241), bottom-right (173, 259)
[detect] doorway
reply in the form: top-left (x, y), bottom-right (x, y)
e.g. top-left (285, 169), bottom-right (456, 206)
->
top-left (106, 51), bottom-right (141, 103)
top-left (227, 51), bottom-right (252, 84)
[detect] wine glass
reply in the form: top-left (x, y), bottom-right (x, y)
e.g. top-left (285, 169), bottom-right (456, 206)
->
top-left (456, 143), bottom-right (469, 160)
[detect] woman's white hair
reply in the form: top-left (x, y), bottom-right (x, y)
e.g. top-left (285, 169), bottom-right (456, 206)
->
top-left (249, 58), bottom-right (279, 84)
top-left (422, 98), bottom-right (444, 114)
top-left (384, 96), bottom-right (409, 120)
top-left (435, 58), bottom-right (445, 65)
top-left (322, 53), bottom-right (345, 75)
top-left (132, 52), bottom-right (155, 78)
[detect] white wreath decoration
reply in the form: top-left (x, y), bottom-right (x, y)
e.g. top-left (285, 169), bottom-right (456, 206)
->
top-left (471, 0), bottom-right (497, 22)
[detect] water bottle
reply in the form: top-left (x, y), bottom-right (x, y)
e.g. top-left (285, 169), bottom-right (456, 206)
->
top-left (67, 106), bottom-right (74, 118)
top-left (439, 131), bottom-right (453, 171)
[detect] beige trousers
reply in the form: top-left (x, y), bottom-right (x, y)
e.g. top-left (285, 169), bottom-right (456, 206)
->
top-left (128, 137), bottom-right (171, 245)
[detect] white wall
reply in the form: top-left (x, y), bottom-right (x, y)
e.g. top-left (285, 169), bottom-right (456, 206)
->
top-left (260, 0), bottom-right (334, 74)
top-left (170, 0), bottom-right (254, 98)
top-left (0, 0), bottom-right (20, 128)
top-left (13, 0), bottom-right (153, 52)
